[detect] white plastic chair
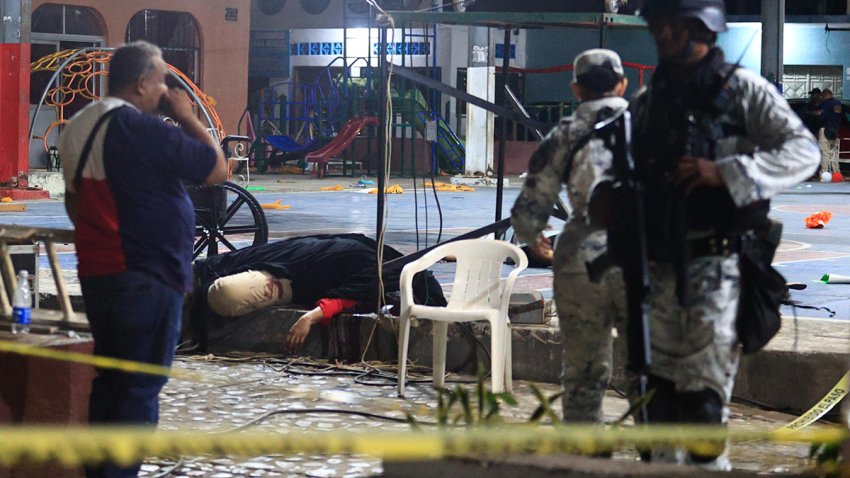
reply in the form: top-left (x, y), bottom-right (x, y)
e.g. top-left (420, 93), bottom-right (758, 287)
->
top-left (396, 239), bottom-right (528, 397)
top-left (228, 142), bottom-right (250, 185)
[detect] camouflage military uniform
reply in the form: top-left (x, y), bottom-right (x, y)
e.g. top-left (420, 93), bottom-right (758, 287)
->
top-left (631, 48), bottom-right (819, 468)
top-left (512, 49), bottom-right (629, 424)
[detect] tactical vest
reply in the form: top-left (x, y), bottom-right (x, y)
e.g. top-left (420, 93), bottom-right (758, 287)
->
top-left (633, 49), bottom-right (770, 262)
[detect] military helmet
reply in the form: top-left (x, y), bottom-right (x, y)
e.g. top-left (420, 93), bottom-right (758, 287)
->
top-left (639, 0), bottom-right (727, 33)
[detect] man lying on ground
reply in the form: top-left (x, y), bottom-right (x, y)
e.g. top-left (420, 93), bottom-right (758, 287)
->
top-left (184, 233), bottom-right (447, 352)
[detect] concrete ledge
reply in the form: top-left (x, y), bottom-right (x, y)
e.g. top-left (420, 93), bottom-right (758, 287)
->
top-left (736, 350), bottom-right (848, 414)
top-left (204, 309), bottom-right (848, 419)
top-left (204, 308), bottom-right (379, 363)
top-left (28, 171), bottom-right (64, 198)
top-left (451, 176), bottom-right (509, 188)
top-left (383, 455), bottom-right (818, 478)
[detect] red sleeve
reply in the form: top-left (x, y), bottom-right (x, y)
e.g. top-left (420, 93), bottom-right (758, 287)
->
top-left (315, 298), bottom-right (359, 326)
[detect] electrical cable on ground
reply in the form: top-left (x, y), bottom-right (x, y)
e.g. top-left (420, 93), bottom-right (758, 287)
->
top-left (260, 357), bottom-right (477, 386)
top-left (222, 408), bottom-right (437, 433)
top-left (147, 458), bottom-right (183, 478)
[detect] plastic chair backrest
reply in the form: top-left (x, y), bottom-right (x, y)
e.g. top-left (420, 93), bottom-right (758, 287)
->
top-left (435, 239), bottom-right (526, 310)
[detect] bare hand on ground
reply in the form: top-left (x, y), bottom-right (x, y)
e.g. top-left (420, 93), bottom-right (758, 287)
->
top-left (529, 233), bottom-right (554, 264)
top-left (285, 308), bottom-right (322, 353)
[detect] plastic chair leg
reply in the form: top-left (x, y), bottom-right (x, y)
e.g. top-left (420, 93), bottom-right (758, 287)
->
top-left (397, 315), bottom-right (412, 398)
top-left (505, 324), bottom-right (513, 393)
top-left (432, 321), bottom-right (448, 389)
top-left (489, 321), bottom-right (507, 393)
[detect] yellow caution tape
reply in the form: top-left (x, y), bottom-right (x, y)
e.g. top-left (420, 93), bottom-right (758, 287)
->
top-left (0, 339), bottom-right (200, 382)
top-left (777, 370), bottom-right (850, 433)
top-left (0, 424), bottom-right (846, 467)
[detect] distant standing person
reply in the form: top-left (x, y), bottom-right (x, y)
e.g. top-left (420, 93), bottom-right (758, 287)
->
top-left (58, 41), bottom-right (226, 478)
top-left (818, 88), bottom-right (842, 176)
top-left (511, 49), bottom-right (628, 424)
top-left (802, 87), bottom-right (822, 137)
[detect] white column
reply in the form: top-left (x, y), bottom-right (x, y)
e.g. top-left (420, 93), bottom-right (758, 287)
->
top-left (464, 26), bottom-right (494, 175)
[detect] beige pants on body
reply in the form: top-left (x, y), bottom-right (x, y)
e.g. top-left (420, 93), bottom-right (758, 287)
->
top-left (818, 128), bottom-right (840, 174)
top-left (206, 270), bottom-right (293, 317)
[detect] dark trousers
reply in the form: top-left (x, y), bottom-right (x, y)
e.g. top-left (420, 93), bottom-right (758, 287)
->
top-left (81, 271), bottom-right (183, 478)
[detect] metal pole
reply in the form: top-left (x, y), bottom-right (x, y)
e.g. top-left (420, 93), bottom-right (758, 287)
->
top-left (599, 17), bottom-right (608, 48)
top-left (495, 28), bottom-right (510, 223)
top-left (376, 27), bottom-right (388, 240)
top-left (760, 0), bottom-right (785, 90)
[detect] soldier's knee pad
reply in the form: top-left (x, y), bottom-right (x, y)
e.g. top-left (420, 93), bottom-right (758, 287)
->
top-left (679, 388), bottom-right (725, 464)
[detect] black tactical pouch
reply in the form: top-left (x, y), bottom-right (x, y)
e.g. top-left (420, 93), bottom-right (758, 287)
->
top-left (736, 221), bottom-right (785, 354)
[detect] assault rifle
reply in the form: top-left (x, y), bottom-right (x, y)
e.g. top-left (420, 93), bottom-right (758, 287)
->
top-left (585, 109), bottom-right (653, 423)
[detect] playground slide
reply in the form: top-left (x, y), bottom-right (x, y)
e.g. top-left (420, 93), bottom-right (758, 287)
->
top-left (399, 89), bottom-right (465, 173)
top-left (304, 116), bottom-right (378, 164)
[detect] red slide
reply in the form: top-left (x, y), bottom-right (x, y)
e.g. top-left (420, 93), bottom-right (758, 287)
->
top-left (305, 116), bottom-right (378, 178)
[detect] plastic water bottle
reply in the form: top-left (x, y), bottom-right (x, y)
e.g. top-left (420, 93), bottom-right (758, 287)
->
top-left (11, 270), bottom-right (31, 335)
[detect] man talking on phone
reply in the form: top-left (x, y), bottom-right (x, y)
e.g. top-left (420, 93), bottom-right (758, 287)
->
top-left (58, 41), bottom-right (226, 478)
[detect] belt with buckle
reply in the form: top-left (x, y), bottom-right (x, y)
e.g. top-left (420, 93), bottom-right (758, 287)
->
top-left (686, 234), bottom-right (741, 258)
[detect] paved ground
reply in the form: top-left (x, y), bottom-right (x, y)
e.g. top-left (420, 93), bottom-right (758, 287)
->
top-left (30, 173), bottom-right (850, 321)
top-left (10, 172), bottom-right (850, 476)
top-left (133, 354), bottom-right (826, 477)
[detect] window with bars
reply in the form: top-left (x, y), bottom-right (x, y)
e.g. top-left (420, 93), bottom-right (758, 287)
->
top-left (30, 4), bottom-right (105, 106)
top-left (126, 10), bottom-right (201, 84)
top-left (32, 4), bottom-right (103, 36)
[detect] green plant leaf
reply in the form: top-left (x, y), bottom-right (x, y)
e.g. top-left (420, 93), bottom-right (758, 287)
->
top-left (529, 406), bottom-right (545, 422)
top-left (614, 388), bottom-right (657, 425)
top-left (485, 404), bottom-right (502, 421)
top-left (476, 369), bottom-right (486, 421)
top-left (405, 412), bottom-right (421, 431)
top-left (529, 383), bottom-right (546, 402)
top-left (496, 393), bottom-right (518, 406)
top-left (457, 388), bottom-right (473, 425)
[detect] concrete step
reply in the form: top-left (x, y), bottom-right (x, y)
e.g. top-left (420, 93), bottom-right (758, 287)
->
top-left (383, 454), bottom-right (819, 478)
top-left (202, 309), bottom-right (849, 419)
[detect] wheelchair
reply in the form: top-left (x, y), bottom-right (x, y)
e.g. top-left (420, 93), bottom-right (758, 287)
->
top-left (190, 135), bottom-right (268, 259)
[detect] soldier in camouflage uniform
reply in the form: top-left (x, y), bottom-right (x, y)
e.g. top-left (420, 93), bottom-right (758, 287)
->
top-left (632, 0), bottom-right (820, 469)
top-left (511, 49), bottom-right (629, 424)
